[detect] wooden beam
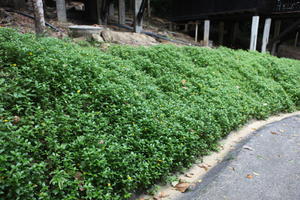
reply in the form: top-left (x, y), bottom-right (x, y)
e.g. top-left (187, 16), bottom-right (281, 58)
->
top-left (118, 0), bottom-right (126, 24)
top-left (261, 18), bottom-right (272, 53)
top-left (250, 16), bottom-right (259, 51)
top-left (203, 20), bottom-right (210, 46)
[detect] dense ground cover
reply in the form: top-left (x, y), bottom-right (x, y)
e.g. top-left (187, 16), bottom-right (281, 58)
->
top-left (0, 28), bottom-right (299, 200)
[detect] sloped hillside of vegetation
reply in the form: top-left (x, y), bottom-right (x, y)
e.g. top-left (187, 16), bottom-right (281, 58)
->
top-left (0, 28), bottom-right (299, 200)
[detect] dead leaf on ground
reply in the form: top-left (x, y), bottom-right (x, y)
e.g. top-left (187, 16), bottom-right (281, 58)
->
top-left (175, 182), bottom-right (190, 193)
top-left (181, 80), bottom-right (187, 85)
top-left (13, 116), bottom-right (20, 124)
top-left (229, 167), bottom-right (236, 171)
top-left (253, 172), bottom-right (260, 176)
top-left (158, 192), bottom-right (169, 198)
top-left (198, 164), bottom-right (211, 171)
top-left (185, 173), bottom-right (194, 178)
top-left (246, 174), bottom-right (253, 179)
top-left (243, 146), bottom-right (254, 151)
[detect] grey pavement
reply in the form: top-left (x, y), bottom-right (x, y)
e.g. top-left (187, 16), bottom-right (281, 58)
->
top-left (177, 115), bottom-right (300, 200)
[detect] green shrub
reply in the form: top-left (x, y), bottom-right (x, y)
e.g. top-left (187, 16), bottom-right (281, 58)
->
top-left (0, 28), bottom-right (299, 199)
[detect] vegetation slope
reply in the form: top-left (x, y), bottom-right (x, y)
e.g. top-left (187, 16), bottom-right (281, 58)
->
top-left (0, 28), bottom-right (299, 199)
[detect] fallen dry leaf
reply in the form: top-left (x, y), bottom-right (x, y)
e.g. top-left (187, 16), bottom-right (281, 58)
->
top-left (185, 173), bottom-right (194, 178)
top-left (253, 172), bottom-right (260, 176)
top-left (158, 192), bottom-right (169, 198)
top-left (246, 174), bottom-right (253, 179)
top-left (13, 116), bottom-right (20, 124)
top-left (229, 167), bottom-right (235, 171)
top-left (198, 164), bottom-right (211, 171)
top-left (175, 182), bottom-right (190, 193)
top-left (243, 146), bottom-right (254, 151)
top-left (181, 80), bottom-right (187, 85)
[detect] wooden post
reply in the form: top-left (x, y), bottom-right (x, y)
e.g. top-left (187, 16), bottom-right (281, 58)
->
top-left (261, 18), bottom-right (272, 53)
top-left (232, 22), bottom-right (239, 45)
top-left (134, 0), bottom-right (143, 33)
top-left (195, 22), bottom-right (199, 42)
top-left (118, 0), bottom-right (126, 24)
top-left (203, 20), bottom-right (210, 46)
top-left (32, 0), bottom-right (46, 35)
top-left (250, 16), bottom-right (259, 51)
top-left (295, 32), bottom-right (299, 47)
top-left (56, 0), bottom-right (67, 22)
top-left (218, 21), bottom-right (224, 45)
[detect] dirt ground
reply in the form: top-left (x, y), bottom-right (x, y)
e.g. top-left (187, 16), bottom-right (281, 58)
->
top-left (0, 6), bottom-right (197, 46)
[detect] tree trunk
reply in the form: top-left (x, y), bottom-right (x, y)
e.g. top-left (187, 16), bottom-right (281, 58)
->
top-left (32, 0), bottom-right (46, 35)
top-left (56, 0), bottom-right (67, 22)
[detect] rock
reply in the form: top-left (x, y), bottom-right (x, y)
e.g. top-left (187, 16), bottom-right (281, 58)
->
top-left (68, 25), bottom-right (103, 38)
top-left (91, 34), bottom-right (104, 42)
top-left (101, 30), bottom-right (158, 46)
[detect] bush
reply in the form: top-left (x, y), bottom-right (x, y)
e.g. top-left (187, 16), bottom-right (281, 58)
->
top-left (0, 28), bottom-right (299, 199)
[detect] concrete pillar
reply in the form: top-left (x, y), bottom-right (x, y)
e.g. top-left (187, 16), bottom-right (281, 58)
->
top-left (56, 0), bottom-right (67, 22)
top-left (271, 20), bottom-right (281, 54)
top-left (203, 20), bottom-right (210, 46)
top-left (109, 1), bottom-right (114, 17)
top-left (218, 21), bottom-right (224, 45)
top-left (261, 18), bottom-right (272, 53)
top-left (232, 22), bottom-right (239, 45)
top-left (184, 24), bottom-right (188, 32)
top-left (250, 16), bottom-right (260, 51)
top-left (97, 0), bottom-right (107, 25)
top-left (195, 22), bottom-right (199, 42)
top-left (134, 0), bottom-right (143, 33)
top-left (274, 20), bottom-right (281, 38)
top-left (118, 0), bottom-right (126, 24)
top-left (295, 32), bottom-right (299, 47)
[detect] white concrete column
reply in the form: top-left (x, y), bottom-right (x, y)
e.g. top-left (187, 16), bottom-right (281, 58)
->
top-left (250, 16), bottom-right (260, 51)
top-left (195, 22), bottom-right (199, 42)
top-left (134, 0), bottom-right (143, 33)
top-left (118, 0), bottom-right (126, 24)
top-left (204, 19), bottom-right (210, 46)
top-left (261, 18), bottom-right (272, 53)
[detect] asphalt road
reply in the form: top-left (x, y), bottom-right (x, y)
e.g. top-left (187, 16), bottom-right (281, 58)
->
top-left (177, 115), bottom-right (300, 200)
